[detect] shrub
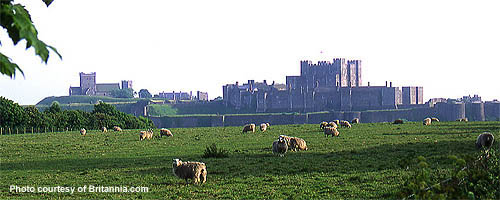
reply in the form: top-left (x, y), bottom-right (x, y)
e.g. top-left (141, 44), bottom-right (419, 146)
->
top-left (398, 148), bottom-right (500, 199)
top-left (202, 143), bottom-right (229, 158)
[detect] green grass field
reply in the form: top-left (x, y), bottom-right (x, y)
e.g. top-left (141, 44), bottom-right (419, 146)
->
top-left (1, 121), bottom-right (499, 199)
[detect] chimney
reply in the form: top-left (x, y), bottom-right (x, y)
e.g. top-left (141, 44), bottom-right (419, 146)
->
top-left (390, 82), bottom-right (392, 87)
top-left (263, 80), bottom-right (267, 85)
top-left (385, 81), bottom-right (388, 87)
top-left (368, 82), bottom-right (370, 87)
top-left (235, 81), bottom-right (239, 86)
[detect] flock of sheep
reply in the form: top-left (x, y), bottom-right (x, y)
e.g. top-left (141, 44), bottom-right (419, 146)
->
top-left (80, 116), bottom-right (496, 185)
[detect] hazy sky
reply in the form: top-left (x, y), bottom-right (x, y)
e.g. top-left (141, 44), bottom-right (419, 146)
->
top-left (1, 0), bottom-right (499, 105)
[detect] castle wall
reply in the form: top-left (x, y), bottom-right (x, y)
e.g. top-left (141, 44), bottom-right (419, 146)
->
top-left (484, 102), bottom-right (500, 120)
top-left (466, 103), bottom-right (485, 121)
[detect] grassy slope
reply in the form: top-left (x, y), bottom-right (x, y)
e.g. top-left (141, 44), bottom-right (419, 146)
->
top-left (0, 121), bottom-right (499, 199)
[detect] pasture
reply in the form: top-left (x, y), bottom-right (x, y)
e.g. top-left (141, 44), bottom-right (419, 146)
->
top-left (0, 121), bottom-right (499, 199)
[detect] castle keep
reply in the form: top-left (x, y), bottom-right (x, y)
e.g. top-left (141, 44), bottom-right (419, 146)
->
top-left (69, 72), bottom-right (131, 97)
top-left (223, 58), bottom-right (424, 112)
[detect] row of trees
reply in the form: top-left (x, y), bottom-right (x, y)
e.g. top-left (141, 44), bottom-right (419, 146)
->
top-left (0, 96), bottom-right (155, 131)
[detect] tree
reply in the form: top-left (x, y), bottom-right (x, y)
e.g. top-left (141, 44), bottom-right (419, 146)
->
top-left (0, 0), bottom-right (61, 78)
top-left (45, 101), bottom-right (61, 113)
top-left (0, 96), bottom-right (26, 127)
top-left (110, 88), bottom-right (134, 98)
top-left (138, 89), bottom-right (152, 98)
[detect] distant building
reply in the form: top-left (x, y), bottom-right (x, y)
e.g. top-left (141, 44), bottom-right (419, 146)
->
top-left (196, 91), bottom-right (209, 101)
top-left (69, 72), bottom-right (125, 97)
top-left (121, 80), bottom-right (133, 89)
top-left (158, 91), bottom-right (192, 101)
top-left (223, 58), bottom-right (424, 112)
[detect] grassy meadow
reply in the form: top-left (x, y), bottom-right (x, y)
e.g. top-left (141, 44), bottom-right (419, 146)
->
top-left (0, 121), bottom-right (499, 199)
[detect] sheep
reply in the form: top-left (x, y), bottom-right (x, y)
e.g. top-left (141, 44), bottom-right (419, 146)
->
top-left (147, 129), bottom-right (154, 139)
top-left (324, 127), bottom-right (340, 137)
top-left (289, 137), bottom-right (308, 151)
top-left (340, 120), bottom-right (352, 128)
top-left (272, 137), bottom-right (288, 157)
top-left (327, 122), bottom-right (338, 129)
top-left (456, 118), bottom-right (468, 122)
top-left (351, 118), bottom-right (360, 124)
top-left (476, 132), bottom-right (495, 150)
top-left (172, 159), bottom-right (207, 184)
top-left (393, 119), bottom-right (404, 124)
top-left (431, 117), bottom-right (439, 122)
top-left (113, 126), bottom-right (122, 132)
top-left (160, 128), bottom-right (173, 137)
top-left (80, 128), bottom-right (86, 136)
top-left (279, 135), bottom-right (292, 147)
top-left (320, 121), bottom-right (328, 130)
top-left (139, 131), bottom-right (148, 140)
top-left (260, 123), bottom-right (268, 132)
top-left (423, 118), bottom-right (432, 126)
top-left (266, 123), bottom-right (270, 129)
top-left (333, 120), bottom-right (340, 126)
top-left (101, 127), bottom-right (107, 133)
top-left (242, 124), bottom-right (256, 133)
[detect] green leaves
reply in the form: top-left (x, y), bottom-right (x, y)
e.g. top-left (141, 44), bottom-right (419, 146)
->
top-left (0, 1), bottom-right (61, 78)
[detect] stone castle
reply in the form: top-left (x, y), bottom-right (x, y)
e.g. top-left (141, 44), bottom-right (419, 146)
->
top-left (69, 72), bottom-right (132, 97)
top-left (223, 58), bottom-right (423, 112)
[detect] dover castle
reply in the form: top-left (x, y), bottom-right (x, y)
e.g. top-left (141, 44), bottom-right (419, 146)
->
top-left (223, 58), bottom-right (423, 112)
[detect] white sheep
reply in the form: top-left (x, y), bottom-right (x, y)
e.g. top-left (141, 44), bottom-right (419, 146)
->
top-left (476, 132), bottom-right (495, 150)
top-left (341, 120), bottom-right (352, 128)
top-left (260, 123), bottom-right (268, 132)
top-left (289, 137), bottom-right (308, 151)
top-left (160, 128), bottom-right (173, 137)
top-left (101, 127), bottom-right (107, 133)
top-left (113, 126), bottom-right (122, 132)
top-left (242, 124), bottom-right (256, 133)
top-left (431, 117), bottom-right (439, 122)
top-left (272, 137), bottom-right (288, 157)
top-left (327, 121), bottom-right (338, 129)
top-left (172, 159), bottom-right (207, 184)
top-left (351, 118), bottom-right (360, 124)
top-left (80, 128), bottom-right (86, 136)
top-left (423, 118), bottom-right (431, 126)
top-left (324, 127), bottom-right (339, 137)
top-left (320, 121), bottom-right (328, 130)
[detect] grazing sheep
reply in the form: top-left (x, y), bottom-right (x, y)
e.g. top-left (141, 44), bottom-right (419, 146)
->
top-left (340, 120), bottom-right (352, 128)
top-left (393, 119), bottom-right (404, 124)
top-left (272, 137), bottom-right (288, 157)
top-left (333, 120), bottom-right (340, 126)
top-left (113, 126), bottom-right (122, 132)
top-left (266, 123), bottom-right (270, 129)
top-left (279, 135), bottom-right (292, 147)
top-left (456, 118), bottom-right (468, 122)
top-left (351, 118), bottom-right (360, 124)
top-left (140, 131), bottom-right (148, 140)
top-left (101, 127), bottom-right (107, 133)
top-left (139, 129), bottom-right (154, 140)
top-left (320, 121), bottom-right (328, 130)
top-left (80, 128), bottom-right (86, 136)
top-left (260, 123), bottom-right (268, 132)
top-left (242, 124), bottom-right (256, 133)
top-left (172, 159), bottom-right (207, 184)
top-left (324, 127), bottom-right (340, 137)
top-left (327, 122), bottom-right (338, 129)
top-left (160, 128), bottom-right (173, 137)
top-left (423, 118), bottom-right (432, 126)
top-left (431, 117), bottom-right (439, 122)
top-left (476, 132), bottom-right (495, 150)
top-left (289, 137), bottom-right (308, 151)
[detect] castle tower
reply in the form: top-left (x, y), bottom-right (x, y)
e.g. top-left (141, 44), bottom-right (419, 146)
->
top-left (121, 80), bottom-right (133, 89)
top-left (79, 72), bottom-right (96, 95)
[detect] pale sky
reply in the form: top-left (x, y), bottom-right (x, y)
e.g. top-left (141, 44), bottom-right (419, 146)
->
top-left (1, 0), bottom-right (499, 105)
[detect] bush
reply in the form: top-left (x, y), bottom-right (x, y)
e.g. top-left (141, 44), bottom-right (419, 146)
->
top-left (398, 148), bottom-right (500, 199)
top-left (202, 143), bottom-right (229, 158)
